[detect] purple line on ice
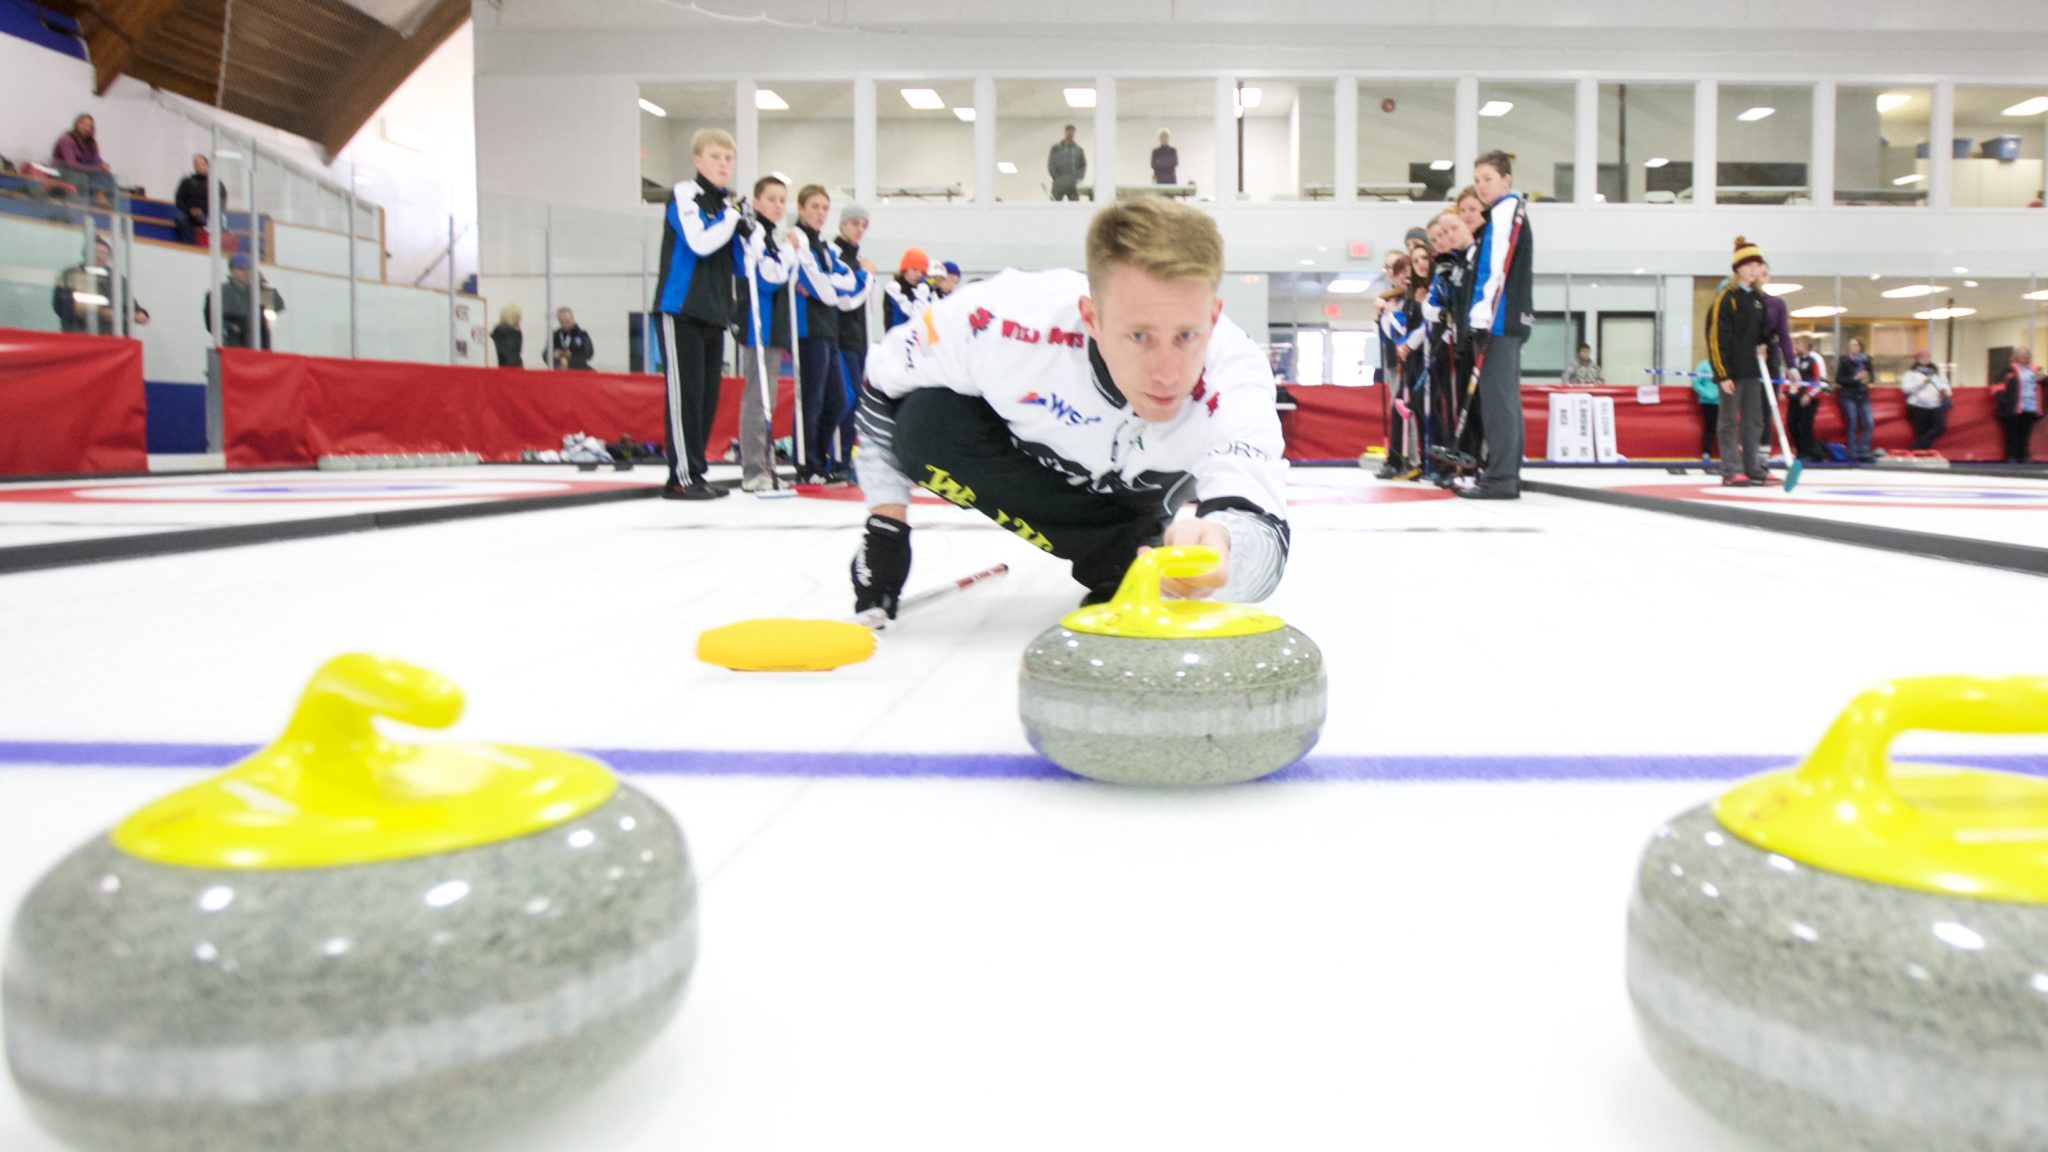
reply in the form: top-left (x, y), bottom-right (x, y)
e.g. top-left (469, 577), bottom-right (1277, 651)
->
top-left (3, 742), bottom-right (2046, 784)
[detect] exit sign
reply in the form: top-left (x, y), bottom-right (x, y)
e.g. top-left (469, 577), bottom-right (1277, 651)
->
top-left (1348, 241), bottom-right (1372, 260)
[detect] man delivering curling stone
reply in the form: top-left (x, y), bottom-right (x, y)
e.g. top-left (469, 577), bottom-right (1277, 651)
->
top-left (850, 197), bottom-right (1290, 617)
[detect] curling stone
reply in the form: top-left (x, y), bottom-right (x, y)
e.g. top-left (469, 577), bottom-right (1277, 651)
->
top-left (3, 654), bottom-right (695, 1152)
top-left (1627, 675), bottom-right (2048, 1152)
top-left (1019, 546), bottom-right (1325, 786)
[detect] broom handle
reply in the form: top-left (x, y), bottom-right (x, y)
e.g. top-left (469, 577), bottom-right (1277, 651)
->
top-left (855, 563), bottom-right (1010, 630)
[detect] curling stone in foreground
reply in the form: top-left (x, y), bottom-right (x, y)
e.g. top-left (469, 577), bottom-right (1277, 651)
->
top-left (1628, 675), bottom-right (2048, 1152)
top-left (1019, 545), bottom-right (1326, 786)
top-left (3, 654), bottom-right (695, 1152)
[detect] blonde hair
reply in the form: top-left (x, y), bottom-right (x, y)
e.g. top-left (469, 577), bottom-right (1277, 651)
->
top-left (1084, 197), bottom-right (1224, 295)
top-left (797, 183), bottom-right (830, 209)
top-left (691, 127), bottom-right (736, 156)
top-left (500, 303), bottom-right (522, 326)
top-left (1455, 185), bottom-right (1482, 208)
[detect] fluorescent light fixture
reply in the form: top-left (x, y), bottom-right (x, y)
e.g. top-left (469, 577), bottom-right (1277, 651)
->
top-left (2026, 289), bottom-right (2048, 301)
top-left (1876, 93), bottom-right (1911, 113)
top-left (755, 89), bottom-right (789, 111)
top-left (1478, 100), bottom-right (1514, 117)
top-left (380, 117), bottom-right (429, 152)
top-left (996, 160), bottom-right (1018, 175)
top-left (1881, 284), bottom-right (1941, 298)
top-left (1429, 159), bottom-right (1454, 171)
top-left (216, 150), bottom-right (244, 160)
top-left (1063, 87), bottom-right (1096, 109)
top-left (1326, 279), bottom-right (1371, 294)
top-left (900, 88), bottom-right (945, 111)
top-left (953, 107), bottom-right (977, 122)
top-left (1964, 280), bottom-right (1979, 288)
top-left (1893, 173), bottom-right (1926, 185)
top-left (1737, 107), bottom-right (1775, 122)
top-left (1914, 307), bottom-right (1977, 320)
top-left (1763, 283), bottom-right (1803, 296)
top-left (1238, 86), bottom-right (1263, 109)
top-left (1790, 305), bottom-right (1848, 319)
top-left (637, 98), bottom-right (667, 118)
top-left (1633, 267), bottom-right (1647, 275)
top-left (1299, 258), bottom-right (1315, 265)
top-left (1953, 266), bottom-right (1969, 274)
top-left (2001, 96), bottom-right (2048, 117)
top-left (1643, 157), bottom-right (1670, 169)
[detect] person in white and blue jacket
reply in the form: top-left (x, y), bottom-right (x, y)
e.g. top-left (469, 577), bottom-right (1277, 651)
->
top-left (732, 174), bottom-right (798, 493)
top-left (791, 184), bottom-right (862, 483)
top-left (652, 128), bottom-right (753, 500)
top-left (831, 203), bottom-right (877, 481)
top-left (1462, 149), bottom-right (1535, 500)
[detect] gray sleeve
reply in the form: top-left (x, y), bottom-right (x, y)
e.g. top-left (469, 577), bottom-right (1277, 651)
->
top-left (853, 383), bottom-right (914, 507)
top-left (1201, 504), bottom-right (1289, 603)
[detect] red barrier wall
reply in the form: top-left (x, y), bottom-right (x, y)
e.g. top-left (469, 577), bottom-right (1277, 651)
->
top-left (214, 350), bottom-right (2034, 469)
top-left (1279, 383), bottom-right (2024, 463)
top-left (0, 328), bottom-right (148, 475)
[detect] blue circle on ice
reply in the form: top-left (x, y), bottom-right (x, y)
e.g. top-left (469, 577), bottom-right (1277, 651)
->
top-left (1827, 488), bottom-right (2044, 502)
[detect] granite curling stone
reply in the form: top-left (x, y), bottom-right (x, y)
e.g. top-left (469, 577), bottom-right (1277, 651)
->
top-left (1627, 675), bottom-right (2048, 1152)
top-left (1019, 545), bottom-right (1326, 786)
top-left (2, 654), bottom-right (696, 1152)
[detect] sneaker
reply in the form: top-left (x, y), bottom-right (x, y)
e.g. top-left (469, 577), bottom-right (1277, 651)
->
top-left (741, 475), bottom-right (774, 494)
top-left (707, 483), bottom-right (731, 498)
top-left (1721, 475), bottom-right (1754, 488)
top-left (661, 481), bottom-right (717, 501)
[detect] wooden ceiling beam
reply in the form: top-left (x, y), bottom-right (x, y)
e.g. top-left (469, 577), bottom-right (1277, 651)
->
top-left (86, 0), bottom-right (189, 94)
top-left (310, 0), bottom-right (468, 156)
top-left (125, 60), bottom-right (321, 137)
top-left (147, 33), bottom-right (331, 100)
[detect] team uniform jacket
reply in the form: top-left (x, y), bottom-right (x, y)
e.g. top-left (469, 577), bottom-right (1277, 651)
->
top-left (833, 237), bottom-right (873, 350)
top-left (1707, 283), bottom-right (1772, 382)
top-left (884, 276), bottom-right (932, 331)
top-left (733, 231), bottom-right (794, 349)
top-left (792, 224), bottom-right (860, 341)
top-left (653, 174), bottom-right (742, 324)
top-left (1469, 192), bottom-right (1534, 340)
top-left (860, 268), bottom-right (1291, 602)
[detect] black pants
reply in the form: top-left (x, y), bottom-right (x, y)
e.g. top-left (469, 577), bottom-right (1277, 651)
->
top-left (2002, 413), bottom-right (2042, 462)
top-left (1698, 401), bottom-right (1719, 457)
top-left (659, 314), bottom-right (723, 486)
top-left (892, 389), bottom-right (1184, 596)
top-left (797, 335), bottom-right (845, 476)
top-left (1906, 406), bottom-right (1948, 450)
top-left (1787, 391), bottom-right (1821, 460)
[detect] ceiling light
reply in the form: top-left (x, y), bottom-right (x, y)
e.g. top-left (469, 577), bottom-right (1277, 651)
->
top-left (1737, 107), bottom-right (1775, 122)
top-left (1876, 93), bottom-right (1911, 113)
top-left (2001, 96), bottom-right (2048, 117)
top-left (1299, 258), bottom-right (1315, 265)
top-left (1870, 274), bottom-right (1883, 281)
top-left (1429, 159), bottom-right (1454, 171)
top-left (1763, 283), bottom-right (1803, 296)
top-left (1238, 86), bottom-right (1263, 109)
top-left (1914, 307), bottom-right (1978, 320)
top-left (1633, 267), bottom-right (1646, 275)
top-left (2026, 289), bottom-right (2048, 302)
top-left (1479, 100), bottom-right (1514, 117)
top-left (1964, 280), bottom-right (1979, 288)
top-left (380, 117), bottom-right (429, 152)
top-left (1326, 279), bottom-right (1371, 294)
top-left (1893, 173), bottom-right (1926, 185)
top-left (1790, 305), bottom-right (1848, 319)
top-left (1953, 266), bottom-right (1969, 274)
top-left (1882, 284), bottom-right (1941, 298)
top-left (756, 89), bottom-right (789, 111)
top-left (1063, 87), bottom-right (1096, 109)
top-left (997, 160), bottom-right (1017, 175)
top-left (900, 88), bottom-right (945, 111)
top-left (637, 98), bottom-right (667, 118)
top-left (1643, 157), bottom-right (1670, 169)
top-left (953, 107), bottom-right (977, 122)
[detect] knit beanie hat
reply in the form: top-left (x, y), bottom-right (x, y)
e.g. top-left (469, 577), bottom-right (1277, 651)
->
top-left (898, 246), bottom-right (929, 273)
top-left (1731, 235), bottom-right (1766, 273)
top-left (839, 203), bottom-right (870, 226)
top-left (941, 260), bottom-right (962, 278)
top-left (1404, 227), bottom-right (1429, 249)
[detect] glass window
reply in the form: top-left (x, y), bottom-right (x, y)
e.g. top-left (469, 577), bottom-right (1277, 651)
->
top-left (875, 79), bottom-right (976, 204)
top-left (1116, 79), bottom-right (1214, 202)
top-left (1478, 82), bottom-right (1575, 203)
top-left (638, 83), bottom-right (736, 203)
top-left (1951, 87), bottom-right (2048, 208)
top-left (755, 82), bottom-right (854, 206)
top-left (1716, 83), bottom-right (1814, 205)
top-left (1837, 86), bottom-right (1931, 207)
top-left (1356, 81), bottom-right (1455, 203)
top-left (1264, 81), bottom-right (1336, 203)
top-left (994, 80), bottom-right (1096, 204)
top-left (1598, 83), bottom-right (1693, 205)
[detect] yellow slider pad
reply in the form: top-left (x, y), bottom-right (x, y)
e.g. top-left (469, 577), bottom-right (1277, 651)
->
top-left (697, 618), bottom-right (879, 672)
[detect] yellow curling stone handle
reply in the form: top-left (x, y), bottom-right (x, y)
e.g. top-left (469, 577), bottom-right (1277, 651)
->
top-left (1059, 545), bottom-right (1285, 639)
top-left (113, 654), bottom-right (617, 870)
top-left (1716, 675), bottom-right (2048, 904)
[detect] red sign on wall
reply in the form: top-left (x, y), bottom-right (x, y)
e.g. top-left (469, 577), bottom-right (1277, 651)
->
top-left (1348, 240), bottom-right (1372, 260)
top-left (1323, 303), bottom-right (1342, 319)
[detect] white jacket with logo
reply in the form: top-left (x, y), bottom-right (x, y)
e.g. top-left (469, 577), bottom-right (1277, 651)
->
top-left (858, 268), bottom-right (1290, 601)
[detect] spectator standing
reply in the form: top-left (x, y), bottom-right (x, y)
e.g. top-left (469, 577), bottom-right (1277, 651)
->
top-left (1563, 344), bottom-right (1604, 384)
top-left (651, 127), bottom-right (750, 499)
top-left (173, 154), bottom-right (222, 246)
top-left (1455, 186), bottom-right (1486, 236)
top-left (52, 236), bottom-right (147, 334)
top-left (1709, 237), bottom-right (1773, 487)
top-left (551, 308), bottom-right (595, 370)
top-left (931, 260), bottom-right (961, 299)
top-left (1460, 150), bottom-right (1534, 500)
top-left (1151, 130), bottom-right (1178, 185)
top-left (791, 183), bottom-right (860, 484)
top-left (733, 175), bottom-right (797, 493)
top-left (491, 304), bottom-right (523, 368)
top-left (1049, 125), bottom-right (1086, 202)
top-left (1787, 334), bottom-right (1829, 462)
top-left (51, 114), bottom-right (114, 204)
top-left (884, 247), bottom-right (932, 331)
top-left (831, 203), bottom-right (877, 481)
top-left (204, 254), bottom-right (281, 349)
top-left (1993, 346), bottom-right (2042, 463)
top-left (1691, 358), bottom-right (1719, 461)
top-left (1835, 337), bottom-right (1876, 462)
top-left (1899, 348), bottom-right (1952, 450)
